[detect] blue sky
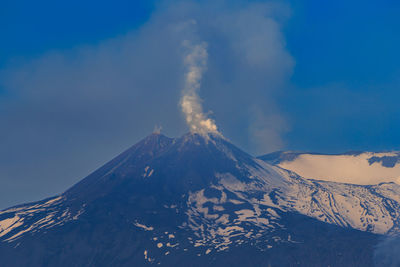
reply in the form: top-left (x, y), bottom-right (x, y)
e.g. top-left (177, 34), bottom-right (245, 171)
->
top-left (1, 1), bottom-right (152, 67)
top-left (283, 0), bottom-right (400, 152)
top-left (1, 0), bottom-right (400, 208)
top-left (2, 0), bottom-right (400, 152)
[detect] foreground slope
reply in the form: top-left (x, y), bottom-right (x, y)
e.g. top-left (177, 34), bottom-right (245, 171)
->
top-left (0, 133), bottom-right (387, 266)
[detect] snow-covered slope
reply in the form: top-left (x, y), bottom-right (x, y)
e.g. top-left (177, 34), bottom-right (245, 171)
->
top-left (218, 160), bottom-right (400, 234)
top-left (0, 133), bottom-right (394, 266)
top-left (259, 151), bottom-right (400, 185)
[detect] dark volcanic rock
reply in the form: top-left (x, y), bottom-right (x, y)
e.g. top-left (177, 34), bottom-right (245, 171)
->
top-left (0, 133), bottom-right (381, 266)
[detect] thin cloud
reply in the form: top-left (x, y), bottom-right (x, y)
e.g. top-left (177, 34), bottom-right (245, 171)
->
top-left (0, 0), bottom-right (293, 208)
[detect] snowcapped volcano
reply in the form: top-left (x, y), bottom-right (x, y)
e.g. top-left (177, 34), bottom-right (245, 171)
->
top-left (0, 132), bottom-right (395, 266)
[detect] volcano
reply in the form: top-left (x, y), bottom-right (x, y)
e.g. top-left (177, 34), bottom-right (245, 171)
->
top-left (0, 133), bottom-right (392, 266)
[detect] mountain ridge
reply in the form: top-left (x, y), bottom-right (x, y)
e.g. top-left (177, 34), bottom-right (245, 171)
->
top-left (0, 132), bottom-right (396, 266)
top-left (259, 150), bottom-right (400, 185)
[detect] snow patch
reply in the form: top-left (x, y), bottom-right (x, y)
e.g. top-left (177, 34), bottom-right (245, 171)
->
top-left (143, 166), bottom-right (155, 178)
top-left (134, 221), bottom-right (154, 231)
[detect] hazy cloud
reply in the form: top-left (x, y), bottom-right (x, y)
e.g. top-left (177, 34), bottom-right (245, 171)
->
top-left (0, 0), bottom-right (293, 208)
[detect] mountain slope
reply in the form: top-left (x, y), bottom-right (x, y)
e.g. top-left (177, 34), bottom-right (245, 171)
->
top-left (0, 133), bottom-right (390, 266)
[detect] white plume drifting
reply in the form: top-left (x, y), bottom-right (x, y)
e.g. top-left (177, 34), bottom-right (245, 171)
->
top-left (180, 40), bottom-right (220, 136)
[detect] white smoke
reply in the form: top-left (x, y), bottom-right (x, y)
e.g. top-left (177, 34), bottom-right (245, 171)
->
top-left (180, 40), bottom-right (220, 136)
top-left (153, 125), bottom-right (162, 134)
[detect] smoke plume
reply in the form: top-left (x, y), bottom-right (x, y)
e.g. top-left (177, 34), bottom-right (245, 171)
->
top-left (0, 1), bottom-right (293, 208)
top-left (180, 39), bottom-right (220, 136)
